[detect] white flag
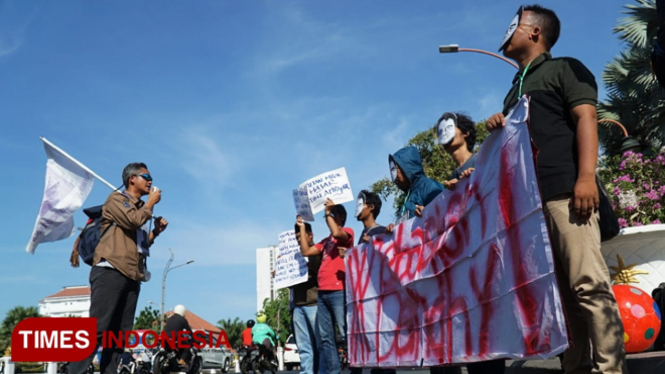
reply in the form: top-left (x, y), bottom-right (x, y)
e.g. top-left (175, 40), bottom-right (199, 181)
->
top-left (26, 142), bottom-right (95, 254)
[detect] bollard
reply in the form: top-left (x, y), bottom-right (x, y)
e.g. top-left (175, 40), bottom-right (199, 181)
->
top-left (277, 346), bottom-right (284, 372)
top-left (1, 357), bottom-right (15, 374)
top-left (234, 357), bottom-right (240, 373)
top-left (46, 362), bottom-right (57, 374)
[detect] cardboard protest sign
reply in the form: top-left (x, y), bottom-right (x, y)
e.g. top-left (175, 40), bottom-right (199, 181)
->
top-left (274, 230), bottom-right (309, 289)
top-left (293, 187), bottom-right (315, 222)
top-left (293, 167), bottom-right (354, 221)
top-left (345, 97), bottom-right (568, 366)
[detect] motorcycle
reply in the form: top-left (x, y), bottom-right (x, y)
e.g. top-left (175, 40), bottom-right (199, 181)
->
top-left (118, 351), bottom-right (152, 374)
top-left (57, 362), bottom-right (95, 374)
top-left (151, 346), bottom-right (201, 374)
top-left (253, 344), bottom-right (277, 374)
top-left (336, 335), bottom-right (349, 371)
top-left (238, 345), bottom-right (258, 374)
top-left (238, 344), bottom-right (276, 374)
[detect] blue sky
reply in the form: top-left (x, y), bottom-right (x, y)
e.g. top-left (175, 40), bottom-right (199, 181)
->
top-left (1, 0), bottom-right (632, 328)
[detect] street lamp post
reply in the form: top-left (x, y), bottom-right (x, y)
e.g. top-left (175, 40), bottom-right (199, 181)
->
top-left (598, 119), bottom-right (641, 154)
top-left (439, 44), bottom-right (519, 69)
top-left (439, 43), bottom-right (641, 154)
top-left (160, 248), bottom-right (194, 332)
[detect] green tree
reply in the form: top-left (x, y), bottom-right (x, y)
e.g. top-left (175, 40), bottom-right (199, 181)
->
top-left (0, 306), bottom-right (40, 353)
top-left (217, 317), bottom-right (245, 349)
top-left (133, 306), bottom-right (160, 330)
top-left (598, 0), bottom-right (665, 154)
top-left (260, 289), bottom-right (291, 345)
top-left (371, 122), bottom-right (489, 218)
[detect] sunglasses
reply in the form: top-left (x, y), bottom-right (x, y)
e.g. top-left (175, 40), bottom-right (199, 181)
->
top-left (136, 173), bottom-right (153, 182)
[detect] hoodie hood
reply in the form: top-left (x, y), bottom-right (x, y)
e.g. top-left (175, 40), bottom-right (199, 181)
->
top-left (390, 146), bottom-right (425, 187)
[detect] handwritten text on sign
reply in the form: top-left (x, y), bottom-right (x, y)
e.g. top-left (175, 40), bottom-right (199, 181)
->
top-left (292, 187), bottom-right (314, 222)
top-left (345, 97), bottom-right (568, 367)
top-left (300, 167), bottom-right (354, 219)
top-left (274, 230), bottom-right (309, 289)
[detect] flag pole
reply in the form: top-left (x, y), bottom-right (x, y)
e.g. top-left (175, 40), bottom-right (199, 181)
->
top-left (40, 137), bottom-right (119, 191)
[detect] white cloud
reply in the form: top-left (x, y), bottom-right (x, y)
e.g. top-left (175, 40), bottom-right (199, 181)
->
top-left (0, 0), bottom-right (40, 59)
top-left (172, 129), bottom-right (237, 189)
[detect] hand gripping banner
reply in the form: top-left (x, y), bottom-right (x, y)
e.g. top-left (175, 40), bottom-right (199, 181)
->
top-left (345, 97), bottom-right (568, 367)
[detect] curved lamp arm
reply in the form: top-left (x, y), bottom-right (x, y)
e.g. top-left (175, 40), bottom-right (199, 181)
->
top-left (598, 119), bottom-right (629, 138)
top-left (439, 44), bottom-right (519, 69)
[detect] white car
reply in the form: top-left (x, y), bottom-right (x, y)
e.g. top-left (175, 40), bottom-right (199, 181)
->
top-left (283, 335), bottom-right (300, 371)
top-left (198, 334), bottom-right (234, 373)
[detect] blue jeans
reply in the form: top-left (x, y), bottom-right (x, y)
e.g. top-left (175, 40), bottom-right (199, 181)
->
top-left (317, 290), bottom-right (346, 374)
top-left (293, 305), bottom-right (319, 374)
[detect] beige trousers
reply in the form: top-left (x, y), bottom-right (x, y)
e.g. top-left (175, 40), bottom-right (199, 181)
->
top-left (544, 194), bottom-right (627, 374)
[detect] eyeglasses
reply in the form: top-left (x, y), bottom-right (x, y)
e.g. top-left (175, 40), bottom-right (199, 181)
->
top-left (136, 173), bottom-right (153, 182)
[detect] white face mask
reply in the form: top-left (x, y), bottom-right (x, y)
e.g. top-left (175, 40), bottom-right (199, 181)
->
top-left (390, 161), bottom-right (398, 183)
top-left (436, 116), bottom-right (456, 146)
top-left (355, 192), bottom-right (366, 219)
top-left (499, 6), bottom-right (523, 52)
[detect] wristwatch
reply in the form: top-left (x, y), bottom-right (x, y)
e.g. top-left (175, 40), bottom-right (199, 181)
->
top-left (325, 212), bottom-right (335, 219)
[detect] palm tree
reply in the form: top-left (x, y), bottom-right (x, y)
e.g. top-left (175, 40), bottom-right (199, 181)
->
top-left (0, 306), bottom-right (41, 353)
top-left (217, 317), bottom-right (246, 349)
top-left (599, 0), bottom-right (665, 154)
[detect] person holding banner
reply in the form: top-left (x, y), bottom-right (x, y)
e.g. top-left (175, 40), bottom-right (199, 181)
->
top-left (433, 112), bottom-right (506, 374)
top-left (69, 162), bottom-right (168, 374)
top-left (388, 146), bottom-right (444, 226)
top-left (296, 199), bottom-right (354, 374)
top-left (486, 5), bottom-right (626, 374)
top-left (291, 221), bottom-right (322, 374)
top-left (342, 190), bottom-right (397, 374)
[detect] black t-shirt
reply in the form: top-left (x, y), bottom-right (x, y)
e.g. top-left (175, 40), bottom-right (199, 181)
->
top-left (502, 52), bottom-right (598, 201)
top-left (358, 225), bottom-right (386, 245)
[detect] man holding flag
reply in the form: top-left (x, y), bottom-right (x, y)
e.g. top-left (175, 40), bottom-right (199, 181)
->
top-left (69, 162), bottom-right (168, 374)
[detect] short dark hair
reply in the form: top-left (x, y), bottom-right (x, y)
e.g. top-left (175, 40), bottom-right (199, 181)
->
top-left (435, 112), bottom-right (477, 151)
top-left (361, 190), bottom-right (382, 219)
top-left (294, 222), bottom-right (313, 235)
top-left (455, 113), bottom-right (477, 151)
top-left (122, 162), bottom-right (148, 188)
top-left (330, 204), bottom-right (347, 227)
top-left (524, 4), bottom-right (560, 49)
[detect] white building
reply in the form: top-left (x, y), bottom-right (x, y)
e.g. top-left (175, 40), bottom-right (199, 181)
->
top-left (256, 246), bottom-right (277, 312)
top-left (39, 285), bottom-right (91, 317)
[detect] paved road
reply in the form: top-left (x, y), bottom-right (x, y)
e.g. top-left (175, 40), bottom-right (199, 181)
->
top-left (219, 358), bottom-right (564, 374)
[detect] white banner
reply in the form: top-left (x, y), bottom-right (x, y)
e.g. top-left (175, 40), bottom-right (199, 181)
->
top-left (26, 142), bottom-right (95, 254)
top-left (294, 167), bottom-right (354, 221)
top-left (274, 230), bottom-right (309, 289)
top-left (346, 97), bottom-right (568, 366)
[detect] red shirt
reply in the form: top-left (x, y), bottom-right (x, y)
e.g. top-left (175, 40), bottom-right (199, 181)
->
top-left (242, 328), bottom-right (253, 346)
top-left (315, 227), bottom-right (354, 291)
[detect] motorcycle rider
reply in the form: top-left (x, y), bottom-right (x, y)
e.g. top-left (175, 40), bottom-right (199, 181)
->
top-left (163, 304), bottom-right (193, 367)
top-left (242, 320), bottom-right (255, 347)
top-left (252, 313), bottom-right (278, 367)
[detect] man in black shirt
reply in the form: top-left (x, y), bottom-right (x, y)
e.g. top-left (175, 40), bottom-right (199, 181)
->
top-left (355, 190), bottom-right (387, 246)
top-left (487, 5), bottom-right (626, 374)
top-left (164, 304), bottom-right (193, 366)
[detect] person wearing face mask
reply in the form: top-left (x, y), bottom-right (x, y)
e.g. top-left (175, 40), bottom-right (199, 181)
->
top-left (434, 112), bottom-right (477, 190)
top-left (388, 146), bottom-right (444, 228)
top-left (431, 112), bottom-right (506, 374)
top-left (340, 190), bottom-right (396, 374)
top-left (487, 5), bottom-right (626, 374)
